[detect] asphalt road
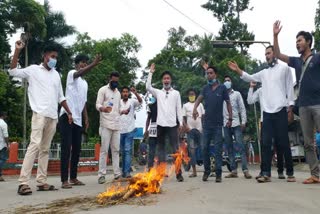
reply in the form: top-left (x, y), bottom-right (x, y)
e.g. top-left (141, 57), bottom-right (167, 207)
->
top-left (1, 164), bottom-right (320, 214)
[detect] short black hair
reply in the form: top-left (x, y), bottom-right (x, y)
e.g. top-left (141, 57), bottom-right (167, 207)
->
top-left (121, 86), bottom-right (130, 93)
top-left (75, 54), bottom-right (89, 65)
top-left (110, 71), bottom-right (120, 78)
top-left (207, 66), bottom-right (218, 73)
top-left (296, 31), bottom-right (313, 48)
top-left (0, 111), bottom-right (7, 117)
top-left (187, 88), bottom-right (197, 95)
top-left (160, 70), bottom-right (172, 79)
top-left (224, 75), bottom-right (232, 80)
top-left (266, 45), bottom-right (274, 51)
top-left (43, 43), bottom-right (60, 54)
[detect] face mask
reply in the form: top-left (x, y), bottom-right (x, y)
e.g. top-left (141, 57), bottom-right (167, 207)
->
top-left (268, 58), bottom-right (277, 67)
top-left (47, 58), bottom-right (57, 69)
top-left (224, 81), bottom-right (232, 89)
top-left (189, 95), bottom-right (196, 102)
top-left (149, 97), bottom-right (156, 104)
top-left (110, 81), bottom-right (118, 89)
top-left (163, 83), bottom-right (171, 90)
top-left (207, 79), bottom-right (216, 86)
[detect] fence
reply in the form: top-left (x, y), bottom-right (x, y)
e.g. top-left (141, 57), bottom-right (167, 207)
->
top-left (18, 142), bottom-right (96, 160)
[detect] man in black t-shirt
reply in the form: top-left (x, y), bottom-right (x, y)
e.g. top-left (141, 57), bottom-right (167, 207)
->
top-left (273, 20), bottom-right (320, 184)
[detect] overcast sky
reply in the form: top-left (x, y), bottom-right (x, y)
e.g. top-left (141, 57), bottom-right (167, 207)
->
top-left (10, 0), bottom-right (318, 68)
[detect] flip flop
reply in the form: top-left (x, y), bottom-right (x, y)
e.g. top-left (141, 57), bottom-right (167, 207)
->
top-left (17, 184), bottom-right (32, 196)
top-left (303, 177), bottom-right (320, 184)
top-left (69, 179), bottom-right (85, 186)
top-left (61, 182), bottom-right (73, 189)
top-left (37, 184), bottom-right (58, 191)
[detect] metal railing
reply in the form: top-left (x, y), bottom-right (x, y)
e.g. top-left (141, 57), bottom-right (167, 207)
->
top-left (18, 143), bottom-right (96, 160)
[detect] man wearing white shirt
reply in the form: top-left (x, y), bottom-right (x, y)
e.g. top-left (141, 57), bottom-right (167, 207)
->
top-left (59, 54), bottom-right (102, 189)
top-left (227, 45), bottom-right (296, 183)
top-left (0, 112), bottom-right (9, 182)
top-left (247, 82), bottom-right (285, 180)
top-left (182, 89), bottom-right (205, 178)
top-left (119, 86), bottom-right (142, 178)
top-left (223, 75), bottom-right (252, 179)
top-left (96, 72), bottom-right (122, 184)
top-left (9, 41), bottom-right (73, 195)
top-left (146, 63), bottom-right (184, 182)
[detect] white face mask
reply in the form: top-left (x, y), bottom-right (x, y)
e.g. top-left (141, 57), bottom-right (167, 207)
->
top-left (224, 81), bottom-right (232, 89)
top-left (163, 83), bottom-right (171, 90)
top-left (47, 58), bottom-right (57, 69)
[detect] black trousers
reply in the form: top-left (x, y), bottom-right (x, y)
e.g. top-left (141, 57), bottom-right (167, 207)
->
top-left (261, 108), bottom-right (294, 177)
top-left (157, 125), bottom-right (180, 174)
top-left (59, 114), bottom-right (82, 182)
top-left (259, 122), bottom-right (284, 175)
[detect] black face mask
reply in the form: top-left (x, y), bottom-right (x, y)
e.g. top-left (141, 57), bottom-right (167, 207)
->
top-left (110, 81), bottom-right (118, 89)
top-left (268, 58), bottom-right (277, 67)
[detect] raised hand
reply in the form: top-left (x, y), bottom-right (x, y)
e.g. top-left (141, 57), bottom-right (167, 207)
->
top-left (273, 20), bottom-right (282, 36)
top-left (93, 54), bottom-right (102, 65)
top-left (130, 87), bottom-right (137, 94)
top-left (227, 61), bottom-right (240, 72)
top-left (150, 63), bottom-right (155, 73)
top-left (15, 40), bottom-right (25, 50)
top-left (201, 60), bottom-right (209, 70)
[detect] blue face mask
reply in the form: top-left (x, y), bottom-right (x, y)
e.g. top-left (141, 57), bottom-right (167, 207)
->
top-left (110, 81), bottom-right (118, 89)
top-left (149, 97), bottom-right (156, 104)
top-left (224, 81), bottom-right (232, 89)
top-left (47, 58), bottom-right (57, 69)
top-left (207, 79), bottom-right (216, 86)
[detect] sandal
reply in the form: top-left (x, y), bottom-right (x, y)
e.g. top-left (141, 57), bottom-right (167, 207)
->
top-left (37, 183), bottom-right (58, 191)
top-left (189, 173), bottom-right (197, 178)
top-left (61, 182), bottom-right (73, 189)
top-left (303, 176), bottom-right (320, 184)
top-left (287, 176), bottom-right (296, 183)
top-left (17, 184), bottom-right (32, 195)
top-left (69, 179), bottom-right (85, 186)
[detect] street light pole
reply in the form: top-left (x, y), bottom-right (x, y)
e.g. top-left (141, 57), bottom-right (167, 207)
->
top-left (212, 39), bottom-right (270, 163)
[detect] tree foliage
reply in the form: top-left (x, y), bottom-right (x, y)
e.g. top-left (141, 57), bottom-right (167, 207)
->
top-left (314, 0), bottom-right (320, 51)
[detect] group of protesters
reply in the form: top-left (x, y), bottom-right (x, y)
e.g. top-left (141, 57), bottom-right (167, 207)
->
top-left (1, 20), bottom-right (320, 196)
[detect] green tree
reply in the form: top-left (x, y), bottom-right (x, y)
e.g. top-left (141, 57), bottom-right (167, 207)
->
top-left (71, 33), bottom-right (141, 137)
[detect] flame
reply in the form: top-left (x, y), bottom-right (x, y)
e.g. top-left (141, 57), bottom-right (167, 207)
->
top-left (97, 145), bottom-right (190, 204)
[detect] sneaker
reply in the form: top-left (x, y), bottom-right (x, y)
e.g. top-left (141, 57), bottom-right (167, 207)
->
top-left (257, 176), bottom-right (271, 183)
top-left (287, 176), bottom-right (296, 182)
top-left (0, 176), bottom-right (5, 182)
top-left (225, 172), bottom-right (238, 178)
top-left (114, 175), bottom-right (121, 181)
top-left (98, 176), bottom-right (106, 184)
top-left (176, 173), bottom-right (184, 182)
top-left (255, 174), bottom-right (262, 180)
top-left (202, 173), bottom-right (209, 182)
top-left (244, 171), bottom-right (252, 179)
top-left (278, 173), bottom-right (286, 179)
top-left (215, 176), bottom-right (222, 183)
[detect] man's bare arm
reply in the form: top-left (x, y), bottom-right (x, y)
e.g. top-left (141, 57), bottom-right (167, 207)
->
top-left (273, 20), bottom-right (290, 64)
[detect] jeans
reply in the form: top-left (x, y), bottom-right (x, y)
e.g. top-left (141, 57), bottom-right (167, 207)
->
top-left (59, 114), bottom-right (82, 182)
top-left (120, 129), bottom-right (136, 176)
top-left (299, 105), bottom-right (320, 177)
top-left (147, 137), bottom-right (157, 168)
top-left (187, 129), bottom-right (202, 166)
top-left (262, 108), bottom-right (294, 177)
top-left (203, 127), bottom-right (223, 177)
top-left (0, 147), bottom-right (8, 176)
top-left (157, 126), bottom-right (180, 174)
top-left (224, 126), bottom-right (248, 173)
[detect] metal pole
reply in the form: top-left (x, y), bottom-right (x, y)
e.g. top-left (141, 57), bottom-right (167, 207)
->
top-left (23, 43), bottom-right (28, 149)
top-left (253, 103), bottom-right (261, 162)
